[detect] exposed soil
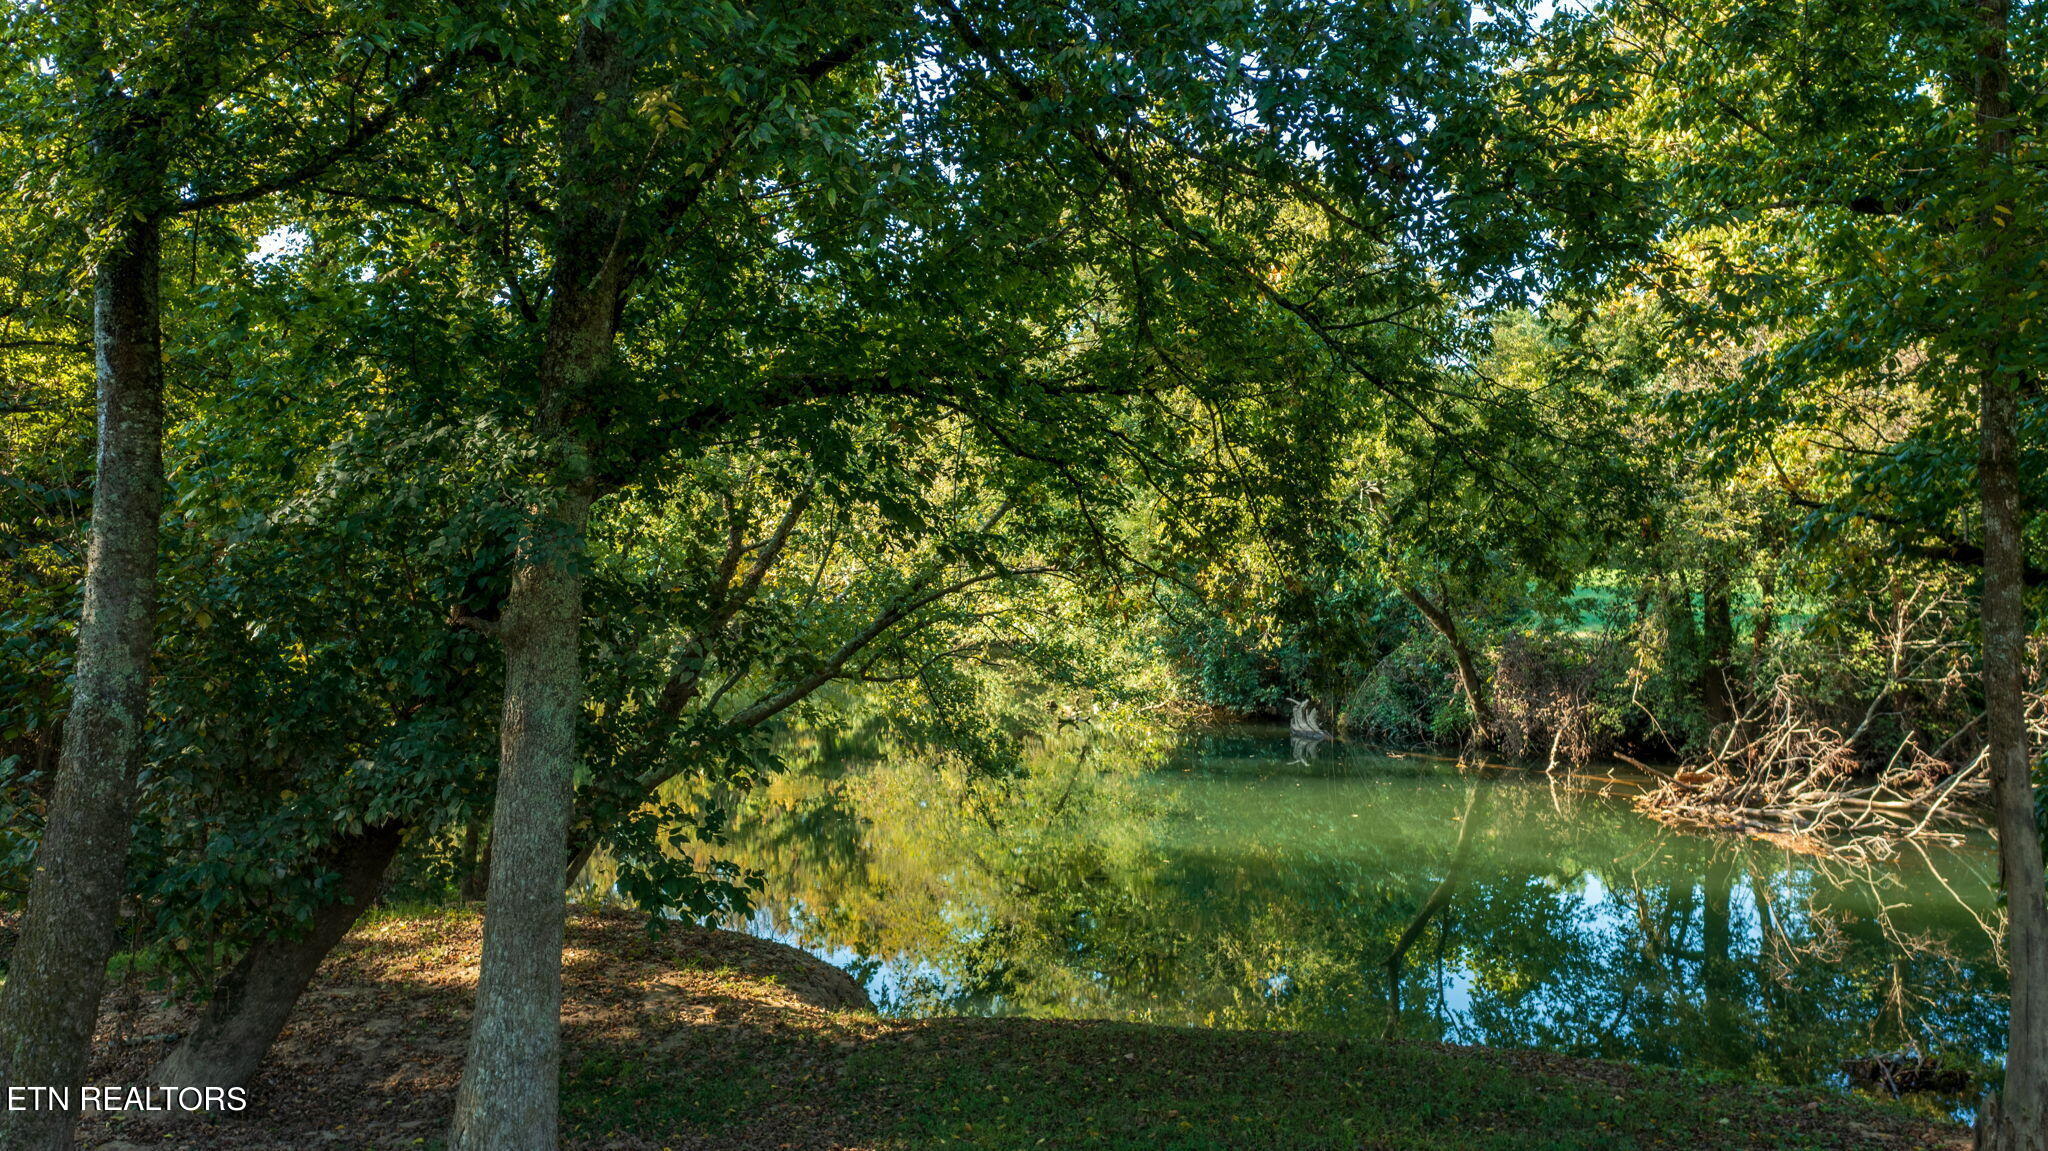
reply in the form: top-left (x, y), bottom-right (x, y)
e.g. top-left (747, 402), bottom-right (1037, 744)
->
top-left (77, 909), bottom-right (875, 1149)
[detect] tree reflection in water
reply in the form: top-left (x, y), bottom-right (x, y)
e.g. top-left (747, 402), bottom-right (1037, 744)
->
top-left (597, 725), bottom-right (2007, 1109)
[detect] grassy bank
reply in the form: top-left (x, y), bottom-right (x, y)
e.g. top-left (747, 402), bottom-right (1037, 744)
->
top-left (78, 909), bottom-right (1964, 1150)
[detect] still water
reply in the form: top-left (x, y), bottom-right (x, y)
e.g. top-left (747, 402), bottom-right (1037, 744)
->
top-left (654, 725), bottom-right (2007, 1105)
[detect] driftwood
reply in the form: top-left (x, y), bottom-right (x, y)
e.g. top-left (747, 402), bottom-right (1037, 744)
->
top-left (1286, 697), bottom-right (1331, 741)
top-left (1625, 679), bottom-right (1993, 858)
top-left (1626, 583), bottom-right (2042, 859)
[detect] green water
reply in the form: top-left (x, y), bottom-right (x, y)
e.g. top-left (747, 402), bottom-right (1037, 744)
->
top-left (658, 725), bottom-right (2008, 1105)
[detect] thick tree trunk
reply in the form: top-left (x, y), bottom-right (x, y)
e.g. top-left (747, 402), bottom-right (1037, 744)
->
top-left (149, 824), bottom-right (405, 1095)
top-left (1398, 584), bottom-right (1496, 741)
top-left (449, 26), bottom-right (631, 1148)
top-left (1978, 368), bottom-right (2047, 1150)
top-left (448, 490), bottom-right (592, 1151)
top-left (0, 217), bottom-right (164, 1151)
top-left (1971, 2), bottom-right (2047, 1146)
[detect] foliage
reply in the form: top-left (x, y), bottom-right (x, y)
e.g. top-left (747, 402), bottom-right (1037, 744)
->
top-left (0, 0), bottom-right (2041, 1136)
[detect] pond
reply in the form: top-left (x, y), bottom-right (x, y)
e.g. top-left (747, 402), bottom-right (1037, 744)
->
top-left (622, 724), bottom-right (2008, 1112)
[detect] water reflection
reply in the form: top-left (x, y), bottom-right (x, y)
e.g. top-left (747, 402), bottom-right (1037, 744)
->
top-left (611, 725), bottom-right (2008, 1108)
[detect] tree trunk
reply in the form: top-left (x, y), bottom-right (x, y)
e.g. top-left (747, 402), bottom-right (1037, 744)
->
top-left (1398, 584), bottom-right (1496, 741)
top-left (149, 824), bottom-right (405, 1096)
top-left (1978, 368), bottom-right (2048, 1150)
top-left (0, 216), bottom-right (164, 1151)
top-left (447, 491), bottom-right (591, 1151)
top-left (448, 24), bottom-right (632, 1147)
top-left (565, 833), bottom-right (601, 892)
top-left (461, 821), bottom-right (491, 903)
top-left (1976, 368), bottom-right (2047, 1151)
top-left (1971, 2), bottom-right (2047, 1146)
top-left (1749, 566), bottom-right (1776, 672)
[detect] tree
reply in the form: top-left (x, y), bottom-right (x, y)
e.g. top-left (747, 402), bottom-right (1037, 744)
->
top-left (0, 2), bottom-right (1642, 1143)
top-left (421, 0), bottom-right (1635, 1140)
top-left (1537, 0), bottom-right (2046, 1138)
top-left (0, 4), bottom-right (457, 1142)
top-left (1969, 4), bottom-right (2048, 1144)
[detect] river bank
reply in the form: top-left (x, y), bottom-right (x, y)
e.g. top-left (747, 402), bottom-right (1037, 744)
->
top-left (616, 729), bottom-right (2007, 1098)
top-left (75, 908), bottom-right (1964, 1150)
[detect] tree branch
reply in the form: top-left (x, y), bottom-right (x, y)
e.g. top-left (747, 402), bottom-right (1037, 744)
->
top-left (172, 50), bottom-right (466, 217)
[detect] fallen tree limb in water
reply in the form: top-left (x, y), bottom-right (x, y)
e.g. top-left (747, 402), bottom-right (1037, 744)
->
top-left (1623, 680), bottom-right (1995, 859)
top-left (1622, 584), bottom-right (2044, 859)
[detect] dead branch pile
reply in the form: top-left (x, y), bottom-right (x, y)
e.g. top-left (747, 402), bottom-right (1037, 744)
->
top-left (1629, 583), bottom-right (2040, 859)
top-left (1626, 676), bottom-right (1988, 858)
top-left (1489, 632), bottom-right (1614, 769)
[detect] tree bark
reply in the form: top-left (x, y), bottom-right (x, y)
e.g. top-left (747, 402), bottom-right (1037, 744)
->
top-left (447, 490), bottom-right (592, 1151)
top-left (149, 824), bottom-right (405, 1096)
top-left (448, 22), bottom-right (631, 1148)
top-left (1972, 2), bottom-right (2047, 1145)
top-left (0, 216), bottom-right (164, 1151)
top-left (1978, 367), bottom-right (2048, 1150)
top-left (1397, 584), bottom-right (1496, 741)
top-left (1976, 370), bottom-right (2047, 1151)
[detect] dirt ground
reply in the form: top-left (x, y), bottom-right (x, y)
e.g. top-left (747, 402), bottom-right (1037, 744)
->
top-left (77, 909), bottom-right (877, 1150)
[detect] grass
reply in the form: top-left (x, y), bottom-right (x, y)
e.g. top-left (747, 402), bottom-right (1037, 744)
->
top-left (562, 1016), bottom-right (1960, 1151)
top-left (80, 909), bottom-right (1965, 1150)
